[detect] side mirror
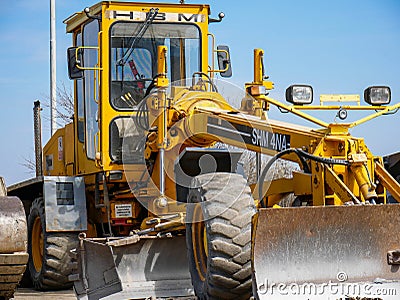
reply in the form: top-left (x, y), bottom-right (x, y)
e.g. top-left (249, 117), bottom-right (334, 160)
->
top-left (67, 47), bottom-right (83, 80)
top-left (217, 45), bottom-right (232, 78)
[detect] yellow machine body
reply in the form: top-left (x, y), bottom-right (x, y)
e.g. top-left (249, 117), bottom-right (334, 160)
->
top-left (29, 1), bottom-right (400, 299)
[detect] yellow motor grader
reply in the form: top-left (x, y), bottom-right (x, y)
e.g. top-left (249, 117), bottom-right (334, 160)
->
top-left (7, 1), bottom-right (400, 299)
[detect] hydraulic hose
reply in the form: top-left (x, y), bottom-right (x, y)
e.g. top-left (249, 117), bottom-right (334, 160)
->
top-left (257, 148), bottom-right (349, 203)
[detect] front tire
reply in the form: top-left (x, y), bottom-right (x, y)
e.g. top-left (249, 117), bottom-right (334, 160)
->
top-left (27, 198), bottom-right (77, 290)
top-left (186, 173), bottom-right (256, 300)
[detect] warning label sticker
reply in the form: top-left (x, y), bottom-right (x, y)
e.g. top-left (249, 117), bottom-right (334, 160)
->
top-left (115, 204), bottom-right (132, 218)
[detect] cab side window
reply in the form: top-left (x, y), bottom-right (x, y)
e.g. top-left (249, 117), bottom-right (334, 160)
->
top-left (82, 20), bottom-right (100, 159)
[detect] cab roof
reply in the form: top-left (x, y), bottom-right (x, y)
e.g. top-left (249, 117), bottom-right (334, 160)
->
top-left (64, 1), bottom-right (211, 33)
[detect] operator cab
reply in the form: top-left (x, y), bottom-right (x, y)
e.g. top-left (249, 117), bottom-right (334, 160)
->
top-left (65, 1), bottom-right (230, 173)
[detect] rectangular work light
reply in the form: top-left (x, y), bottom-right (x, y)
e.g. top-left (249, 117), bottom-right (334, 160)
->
top-left (286, 85), bottom-right (313, 105)
top-left (364, 86), bottom-right (391, 105)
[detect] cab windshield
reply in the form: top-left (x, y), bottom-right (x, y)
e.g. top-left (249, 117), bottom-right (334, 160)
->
top-left (110, 22), bottom-right (201, 110)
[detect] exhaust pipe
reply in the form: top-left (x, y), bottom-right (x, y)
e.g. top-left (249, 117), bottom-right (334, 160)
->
top-left (33, 100), bottom-right (43, 177)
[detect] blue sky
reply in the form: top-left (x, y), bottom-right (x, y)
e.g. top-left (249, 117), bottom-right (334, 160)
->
top-left (0, 0), bottom-right (399, 184)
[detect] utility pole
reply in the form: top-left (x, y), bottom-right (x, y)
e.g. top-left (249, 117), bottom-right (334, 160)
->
top-left (50, 0), bottom-right (57, 136)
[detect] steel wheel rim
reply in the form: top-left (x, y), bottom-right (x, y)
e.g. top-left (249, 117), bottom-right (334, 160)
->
top-left (192, 203), bottom-right (207, 282)
top-left (32, 216), bottom-right (44, 272)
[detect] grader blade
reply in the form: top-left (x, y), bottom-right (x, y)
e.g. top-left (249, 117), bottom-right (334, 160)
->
top-left (72, 235), bottom-right (194, 300)
top-left (252, 205), bottom-right (400, 300)
top-left (0, 196), bottom-right (28, 299)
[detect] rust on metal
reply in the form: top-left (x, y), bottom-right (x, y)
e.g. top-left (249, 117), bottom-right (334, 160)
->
top-left (72, 235), bottom-right (194, 300)
top-left (252, 205), bottom-right (400, 298)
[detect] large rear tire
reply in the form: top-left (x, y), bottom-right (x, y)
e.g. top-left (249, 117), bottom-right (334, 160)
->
top-left (186, 173), bottom-right (256, 300)
top-left (27, 198), bottom-right (77, 290)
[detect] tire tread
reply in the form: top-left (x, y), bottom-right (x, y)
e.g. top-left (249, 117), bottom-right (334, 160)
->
top-left (186, 173), bottom-right (256, 299)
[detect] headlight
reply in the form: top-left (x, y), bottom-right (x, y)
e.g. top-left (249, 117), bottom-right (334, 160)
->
top-left (364, 86), bottom-right (391, 105)
top-left (286, 85), bottom-right (313, 105)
